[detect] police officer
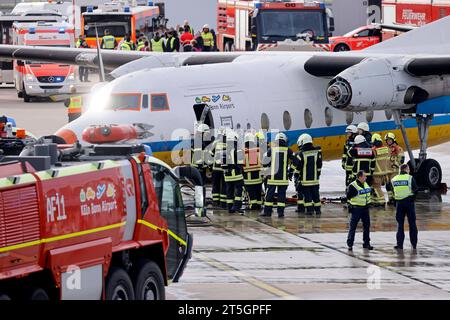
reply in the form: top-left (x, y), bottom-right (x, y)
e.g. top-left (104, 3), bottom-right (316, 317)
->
top-left (346, 170), bottom-right (374, 251)
top-left (371, 133), bottom-right (390, 206)
top-left (392, 164), bottom-right (418, 250)
top-left (295, 134), bottom-right (322, 215)
top-left (385, 132), bottom-right (405, 204)
top-left (262, 133), bottom-right (297, 218)
top-left (211, 128), bottom-right (227, 208)
top-left (64, 96), bottom-right (82, 123)
top-left (342, 125), bottom-right (357, 187)
top-left (101, 29), bottom-right (116, 50)
top-left (223, 130), bottom-right (245, 213)
top-left (357, 122), bottom-right (372, 146)
top-left (243, 132), bottom-right (263, 210)
top-left (349, 135), bottom-right (375, 186)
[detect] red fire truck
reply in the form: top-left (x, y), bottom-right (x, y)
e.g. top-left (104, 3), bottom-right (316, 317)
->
top-left (382, 0), bottom-right (450, 26)
top-left (0, 142), bottom-right (198, 300)
top-left (217, 0), bottom-right (334, 51)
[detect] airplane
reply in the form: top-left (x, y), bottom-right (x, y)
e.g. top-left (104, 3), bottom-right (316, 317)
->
top-left (1, 16), bottom-right (450, 190)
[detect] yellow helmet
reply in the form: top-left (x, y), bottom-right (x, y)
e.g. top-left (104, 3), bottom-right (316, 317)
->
top-left (255, 131), bottom-right (265, 141)
top-left (385, 132), bottom-right (396, 141)
top-left (371, 133), bottom-right (382, 143)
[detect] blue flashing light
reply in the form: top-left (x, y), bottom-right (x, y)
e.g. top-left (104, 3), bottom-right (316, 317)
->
top-left (319, 3), bottom-right (325, 9)
top-left (87, 6), bottom-right (93, 12)
top-left (59, 27), bottom-right (65, 34)
top-left (124, 6), bottom-right (130, 13)
top-left (255, 2), bottom-right (262, 9)
top-left (148, 1), bottom-right (154, 6)
top-left (29, 27), bottom-right (36, 34)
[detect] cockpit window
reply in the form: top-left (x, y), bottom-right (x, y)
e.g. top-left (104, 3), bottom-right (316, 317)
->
top-left (105, 94), bottom-right (141, 111)
top-left (151, 93), bottom-right (169, 111)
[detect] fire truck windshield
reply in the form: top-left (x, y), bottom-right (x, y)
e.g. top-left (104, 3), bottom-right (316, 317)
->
top-left (84, 15), bottom-right (131, 38)
top-left (258, 10), bottom-right (326, 39)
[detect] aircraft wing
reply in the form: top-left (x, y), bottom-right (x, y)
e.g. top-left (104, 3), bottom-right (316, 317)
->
top-left (377, 23), bottom-right (417, 33)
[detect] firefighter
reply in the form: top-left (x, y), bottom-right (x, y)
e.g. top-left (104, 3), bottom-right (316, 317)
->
top-left (392, 164), bottom-right (418, 251)
top-left (261, 133), bottom-right (297, 218)
top-left (243, 132), bottom-right (263, 210)
top-left (151, 32), bottom-right (165, 52)
top-left (346, 170), bottom-right (374, 251)
top-left (101, 29), bottom-right (116, 50)
top-left (201, 24), bottom-right (215, 52)
top-left (348, 135), bottom-right (375, 186)
top-left (371, 133), bottom-right (390, 206)
top-left (191, 123), bottom-right (213, 185)
top-left (211, 128), bottom-right (227, 208)
top-left (223, 130), bottom-right (245, 213)
top-left (357, 122), bottom-right (372, 146)
top-left (295, 134), bottom-right (323, 215)
top-left (255, 131), bottom-right (267, 207)
top-left (385, 132), bottom-right (405, 204)
top-left (342, 125), bottom-right (357, 187)
top-left (64, 96), bottom-right (82, 123)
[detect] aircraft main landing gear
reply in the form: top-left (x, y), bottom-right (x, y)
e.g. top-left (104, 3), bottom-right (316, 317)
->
top-left (393, 111), bottom-right (444, 190)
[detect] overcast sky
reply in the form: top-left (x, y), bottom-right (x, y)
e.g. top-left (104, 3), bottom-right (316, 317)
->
top-left (161, 0), bottom-right (217, 31)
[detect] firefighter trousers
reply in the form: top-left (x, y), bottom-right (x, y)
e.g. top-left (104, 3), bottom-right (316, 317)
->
top-left (264, 185), bottom-right (287, 216)
top-left (347, 206), bottom-right (371, 248)
top-left (303, 185), bottom-right (321, 214)
top-left (245, 183), bottom-right (262, 210)
top-left (226, 179), bottom-right (244, 212)
top-left (212, 170), bottom-right (226, 207)
top-left (296, 183), bottom-right (305, 213)
top-left (372, 175), bottom-right (386, 205)
top-left (345, 170), bottom-right (353, 187)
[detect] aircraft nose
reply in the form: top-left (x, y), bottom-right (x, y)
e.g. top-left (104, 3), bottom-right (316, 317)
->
top-left (55, 128), bottom-right (78, 144)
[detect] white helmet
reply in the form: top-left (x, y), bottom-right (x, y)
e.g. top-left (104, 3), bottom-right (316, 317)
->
top-left (226, 129), bottom-right (238, 141)
top-left (357, 122), bottom-right (370, 132)
top-left (275, 132), bottom-right (287, 142)
top-left (196, 123), bottom-right (210, 134)
top-left (297, 133), bottom-right (312, 146)
top-left (203, 24), bottom-right (210, 29)
top-left (354, 135), bottom-right (366, 145)
top-left (345, 125), bottom-right (357, 134)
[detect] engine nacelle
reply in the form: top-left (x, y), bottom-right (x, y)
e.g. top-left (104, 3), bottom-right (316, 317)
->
top-left (326, 57), bottom-right (428, 112)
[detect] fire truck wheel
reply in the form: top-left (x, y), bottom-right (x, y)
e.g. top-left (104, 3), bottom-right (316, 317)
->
top-left (25, 287), bottom-right (49, 300)
top-left (131, 260), bottom-right (165, 300)
top-left (334, 44), bottom-right (350, 52)
top-left (105, 267), bottom-right (135, 300)
top-left (0, 293), bottom-right (11, 300)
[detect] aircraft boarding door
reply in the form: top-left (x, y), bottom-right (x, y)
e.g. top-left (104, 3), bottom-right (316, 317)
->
top-left (235, 9), bottom-right (248, 51)
top-left (193, 104), bottom-right (215, 130)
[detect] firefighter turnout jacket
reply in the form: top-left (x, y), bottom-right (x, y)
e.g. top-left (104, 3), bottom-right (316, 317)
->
top-left (243, 143), bottom-right (263, 185)
top-left (372, 144), bottom-right (390, 176)
top-left (295, 143), bottom-right (322, 186)
top-left (387, 144), bottom-right (405, 175)
top-left (223, 140), bottom-right (244, 182)
top-left (264, 142), bottom-right (297, 186)
top-left (349, 142), bottom-right (375, 177)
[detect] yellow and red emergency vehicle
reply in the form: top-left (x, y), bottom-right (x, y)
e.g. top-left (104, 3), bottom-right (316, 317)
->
top-left (0, 142), bottom-right (197, 300)
top-left (382, 0), bottom-right (450, 26)
top-left (217, 0), bottom-right (334, 52)
top-left (81, 1), bottom-right (167, 48)
top-left (12, 21), bottom-right (77, 103)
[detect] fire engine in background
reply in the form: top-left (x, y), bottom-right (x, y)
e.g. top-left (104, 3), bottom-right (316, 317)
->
top-left (12, 21), bottom-right (77, 103)
top-left (217, 0), bottom-right (334, 52)
top-left (81, 1), bottom-right (167, 48)
top-left (382, 0), bottom-right (450, 26)
top-left (0, 138), bottom-right (199, 300)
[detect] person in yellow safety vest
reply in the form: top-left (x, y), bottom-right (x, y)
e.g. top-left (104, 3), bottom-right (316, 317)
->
top-left (151, 32), bottom-right (165, 52)
top-left (243, 132), bottom-right (263, 211)
top-left (165, 28), bottom-right (180, 52)
top-left (184, 20), bottom-right (194, 35)
top-left (201, 24), bottom-right (214, 52)
top-left (120, 35), bottom-right (134, 51)
top-left (385, 132), bottom-right (405, 204)
top-left (101, 29), bottom-right (117, 50)
top-left (392, 164), bottom-right (418, 250)
top-left (295, 133), bottom-right (323, 215)
top-left (342, 125), bottom-right (357, 187)
top-left (261, 133), bottom-right (298, 218)
top-left (222, 129), bottom-right (245, 214)
top-left (64, 96), bottom-right (82, 123)
top-left (371, 133), bottom-right (391, 206)
top-left (348, 135), bottom-right (375, 186)
top-left (346, 170), bottom-right (374, 251)
top-left (211, 128), bottom-right (227, 208)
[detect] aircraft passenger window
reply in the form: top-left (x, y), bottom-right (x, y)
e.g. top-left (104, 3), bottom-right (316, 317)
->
top-left (247, 123), bottom-right (251, 130)
top-left (304, 109), bottom-right (313, 128)
top-left (261, 113), bottom-right (270, 130)
top-left (346, 112), bottom-right (354, 125)
top-left (325, 107), bottom-right (333, 127)
top-left (366, 111), bottom-right (374, 123)
top-left (106, 94), bottom-right (141, 111)
top-left (236, 123), bottom-right (241, 129)
top-left (385, 110), bottom-right (393, 120)
top-left (151, 93), bottom-right (170, 111)
top-left (283, 111), bottom-right (292, 130)
top-left (142, 94), bottom-right (149, 109)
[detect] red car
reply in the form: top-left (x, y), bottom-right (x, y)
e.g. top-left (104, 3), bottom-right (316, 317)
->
top-left (329, 25), bottom-right (383, 52)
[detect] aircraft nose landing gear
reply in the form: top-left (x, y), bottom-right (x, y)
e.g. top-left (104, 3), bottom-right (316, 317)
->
top-left (393, 111), bottom-right (444, 190)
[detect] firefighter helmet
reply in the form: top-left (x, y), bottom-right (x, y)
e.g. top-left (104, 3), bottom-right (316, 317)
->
top-left (196, 123), bottom-right (210, 134)
top-left (371, 133), bottom-right (382, 143)
top-left (226, 129), bottom-right (238, 141)
top-left (255, 131), bottom-right (265, 141)
top-left (275, 133), bottom-right (287, 142)
top-left (345, 125), bottom-right (357, 134)
top-left (203, 24), bottom-right (210, 29)
top-left (354, 135), bottom-right (366, 145)
top-left (298, 133), bottom-right (312, 146)
top-left (385, 132), bottom-right (396, 141)
top-left (357, 122), bottom-right (370, 132)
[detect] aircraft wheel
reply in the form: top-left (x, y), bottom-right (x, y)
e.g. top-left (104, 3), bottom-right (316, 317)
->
top-left (334, 44), bottom-right (350, 52)
top-left (131, 260), bottom-right (165, 300)
top-left (419, 159), bottom-right (442, 190)
top-left (105, 267), bottom-right (135, 300)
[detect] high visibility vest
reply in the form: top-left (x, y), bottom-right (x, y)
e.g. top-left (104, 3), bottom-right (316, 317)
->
top-left (244, 147), bottom-right (262, 185)
top-left (187, 26), bottom-right (194, 35)
top-left (76, 39), bottom-right (82, 48)
top-left (68, 96), bottom-right (82, 114)
top-left (223, 145), bottom-right (244, 182)
top-left (151, 39), bottom-right (164, 52)
top-left (102, 35), bottom-right (115, 49)
top-left (120, 41), bottom-right (132, 51)
top-left (298, 148), bottom-right (321, 186)
top-left (137, 41), bottom-right (145, 51)
top-left (372, 146), bottom-right (390, 175)
top-left (392, 174), bottom-right (414, 201)
top-left (349, 181), bottom-right (372, 207)
top-left (201, 32), bottom-right (214, 47)
top-left (268, 147), bottom-right (289, 186)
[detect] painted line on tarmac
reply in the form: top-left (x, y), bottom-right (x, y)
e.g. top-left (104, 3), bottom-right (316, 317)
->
top-left (195, 251), bottom-right (297, 300)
